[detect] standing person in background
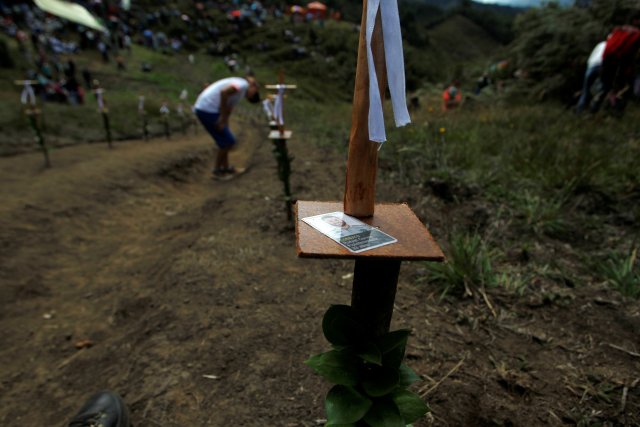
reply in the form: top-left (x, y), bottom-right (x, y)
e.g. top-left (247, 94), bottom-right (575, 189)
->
top-left (194, 75), bottom-right (260, 179)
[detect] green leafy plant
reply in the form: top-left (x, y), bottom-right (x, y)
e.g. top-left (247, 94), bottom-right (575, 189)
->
top-left (597, 248), bottom-right (639, 299)
top-left (306, 305), bottom-right (429, 427)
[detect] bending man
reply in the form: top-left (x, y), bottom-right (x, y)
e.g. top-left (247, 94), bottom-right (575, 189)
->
top-left (194, 75), bottom-right (260, 178)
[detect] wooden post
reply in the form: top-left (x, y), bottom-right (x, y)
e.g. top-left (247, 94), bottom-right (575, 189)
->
top-left (139, 95), bottom-right (149, 141)
top-left (160, 102), bottom-right (171, 139)
top-left (295, 1), bottom-right (444, 422)
top-left (343, 3), bottom-right (387, 218)
top-left (15, 80), bottom-right (50, 167)
top-left (94, 86), bottom-right (112, 148)
top-left (344, 1), bottom-right (400, 338)
top-left (351, 258), bottom-right (400, 336)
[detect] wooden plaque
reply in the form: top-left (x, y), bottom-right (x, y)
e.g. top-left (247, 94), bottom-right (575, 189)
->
top-left (268, 130), bottom-right (293, 140)
top-left (295, 201), bottom-right (444, 261)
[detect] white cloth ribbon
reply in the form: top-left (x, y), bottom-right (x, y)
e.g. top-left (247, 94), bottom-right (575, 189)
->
top-left (95, 90), bottom-right (104, 111)
top-left (21, 83), bottom-right (36, 106)
top-left (138, 95), bottom-right (145, 112)
top-left (262, 99), bottom-right (274, 120)
top-left (160, 104), bottom-right (170, 114)
top-left (366, 0), bottom-right (410, 144)
top-left (273, 86), bottom-right (285, 126)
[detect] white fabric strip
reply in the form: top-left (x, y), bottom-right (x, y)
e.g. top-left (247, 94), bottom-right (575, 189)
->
top-left (273, 87), bottom-right (285, 126)
top-left (366, 0), bottom-right (410, 144)
top-left (262, 99), bottom-right (274, 120)
top-left (96, 91), bottom-right (104, 110)
top-left (21, 83), bottom-right (36, 105)
top-left (160, 104), bottom-right (170, 114)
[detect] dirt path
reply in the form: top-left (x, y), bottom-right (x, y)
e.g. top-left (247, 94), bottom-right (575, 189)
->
top-left (1, 117), bottom-right (639, 426)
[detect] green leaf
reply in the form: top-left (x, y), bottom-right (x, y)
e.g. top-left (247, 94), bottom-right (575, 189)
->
top-left (323, 305), bottom-right (364, 346)
top-left (325, 385), bottom-right (372, 425)
top-left (305, 350), bottom-right (360, 386)
top-left (356, 341), bottom-right (382, 365)
top-left (398, 364), bottom-right (420, 387)
top-left (390, 390), bottom-right (429, 424)
top-left (363, 398), bottom-right (404, 427)
top-left (362, 365), bottom-right (400, 397)
top-left (378, 330), bottom-right (410, 369)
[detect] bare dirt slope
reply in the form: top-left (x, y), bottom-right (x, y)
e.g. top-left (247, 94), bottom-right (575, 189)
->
top-left (0, 116), bottom-right (638, 426)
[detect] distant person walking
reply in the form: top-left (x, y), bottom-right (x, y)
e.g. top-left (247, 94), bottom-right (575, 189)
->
top-left (194, 75), bottom-right (260, 179)
top-left (576, 40), bottom-right (605, 113)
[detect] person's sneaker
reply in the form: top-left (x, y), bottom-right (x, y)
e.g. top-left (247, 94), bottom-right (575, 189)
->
top-left (68, 391), bottom-right (130, 427)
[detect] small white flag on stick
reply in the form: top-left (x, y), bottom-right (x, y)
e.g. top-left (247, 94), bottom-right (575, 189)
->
top-left (262, 98), bottom-right (274, 120)
top-left (95, 89), bottom-right (105, 111)
top-left (365, 0), bottom-right (410, 145)
top-left (20, 82), bottom-right (36, 106)
top-left (273, 86), bottom-right (285, 126)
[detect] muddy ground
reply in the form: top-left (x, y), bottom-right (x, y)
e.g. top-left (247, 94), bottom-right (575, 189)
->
top-left (0, 116), bottom-right (638, 426)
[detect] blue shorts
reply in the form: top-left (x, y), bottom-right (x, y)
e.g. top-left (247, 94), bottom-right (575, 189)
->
top-left (195, 109), bottom-right (236, 149)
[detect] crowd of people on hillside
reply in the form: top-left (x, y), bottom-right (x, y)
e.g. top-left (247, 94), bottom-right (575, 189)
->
top-left (1, 0), bottom-right (335, 108)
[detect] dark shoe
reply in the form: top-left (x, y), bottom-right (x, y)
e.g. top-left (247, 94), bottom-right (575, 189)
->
top-left (68, 390), bottom-right (130, 427)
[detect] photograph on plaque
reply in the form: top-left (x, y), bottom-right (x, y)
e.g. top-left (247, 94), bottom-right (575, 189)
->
top-left (301, 211), bottom-right (397, 253)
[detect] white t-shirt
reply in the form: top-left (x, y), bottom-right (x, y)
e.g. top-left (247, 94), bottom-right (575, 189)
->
top-left (587, 41), bottom-right (606, 68)
top-left (194, 77), bottom-right (249, 113)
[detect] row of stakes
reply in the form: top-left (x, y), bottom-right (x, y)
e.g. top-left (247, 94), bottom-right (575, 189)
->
top-left (16, 74), bottom-right (298, 227)
top-left (264, 71), bottom-right (297, 222)
top-left (14, 79), bottom-right (197, 168)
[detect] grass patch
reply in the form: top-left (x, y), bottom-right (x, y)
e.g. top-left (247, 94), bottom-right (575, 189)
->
top-left (423, 232), bottom-right (497, 298)
top-left (596, 249), bottom-right (640, 299)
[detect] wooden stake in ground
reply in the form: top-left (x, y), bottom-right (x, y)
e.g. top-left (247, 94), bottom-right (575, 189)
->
top-left (15, 80), bottom-right (50, 167)
top-left (93, 83), bottom-right (112, 148)
top-left (160, 101), bottom-right (171, 139)
top-left (266, 70), bottom-right (297, 221)
top-left (138, 95), bottom-right (149, 141)
top-left (295, 0), bottom-right (444, 421)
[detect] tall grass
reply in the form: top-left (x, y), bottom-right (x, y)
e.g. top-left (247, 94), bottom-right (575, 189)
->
top-left (380, 100), bottom-right (639, 298)
top-left (596, 249), bottom-right (640, 299)
top-left (423, 232), bottom-right (497, 298)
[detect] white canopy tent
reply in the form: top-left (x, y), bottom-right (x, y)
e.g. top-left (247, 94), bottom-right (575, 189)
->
top-left (34, 0), bottom-right (108, 33)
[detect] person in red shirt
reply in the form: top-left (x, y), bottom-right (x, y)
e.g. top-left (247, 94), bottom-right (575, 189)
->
top-left (592, 22), bottom-right (640, 112)
top-left (442, 80), bottom-right (462, 111)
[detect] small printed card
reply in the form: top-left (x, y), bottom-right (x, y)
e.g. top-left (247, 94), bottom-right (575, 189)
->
top-left (302, 211), bottom-right (398, 253)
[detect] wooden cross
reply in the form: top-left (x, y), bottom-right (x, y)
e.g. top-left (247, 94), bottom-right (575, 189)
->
top-left (266, 70), bottom-right (298, 221)
top-left (160, 101), bottom-right (171, 139)
top-left (266, 69), bottom-right (296, 140)
top-left (295, 1), bottom-right (444, 338)
top-left (15, 80), bottom-right (49, 167)
top-left (93, 84), bottom-right (113, 148)
top-left (138, 95), bottom-right (149, 141)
